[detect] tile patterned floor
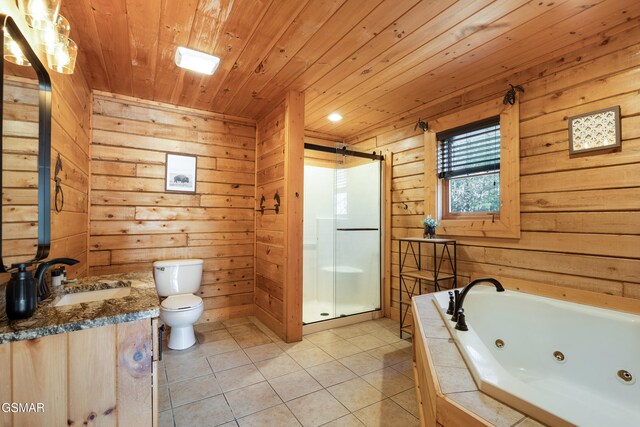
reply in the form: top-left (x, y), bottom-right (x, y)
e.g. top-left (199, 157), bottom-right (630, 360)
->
top-left (158, 316), bottom-right (419, 427)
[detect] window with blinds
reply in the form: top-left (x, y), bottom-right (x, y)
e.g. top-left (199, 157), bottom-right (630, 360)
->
top-left (437, 116), bottom-right (501, 215)
top-left (437, 116), bottom-right (500, 179)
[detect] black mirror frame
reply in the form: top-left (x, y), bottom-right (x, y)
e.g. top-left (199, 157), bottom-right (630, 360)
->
top-left (0, 14), bottom-right (52, 272)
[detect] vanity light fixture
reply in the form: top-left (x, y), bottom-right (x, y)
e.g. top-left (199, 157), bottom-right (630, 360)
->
top-left (16, 0), bottom-right (77, 74)
top-left (175, 47), bottom-right (220, 75)
top-left (40, 14), bottom-right (76, 74)
top-left (3, 30), bottom-right (31, 66)
top-left (17, 0), bottom-right (61, 30)
top-left (38, 14), bottom-right (70, 54)
top-left (328, 112), bottom-right (343, 122)
top-left (46, 36), bottom-right (76, 74)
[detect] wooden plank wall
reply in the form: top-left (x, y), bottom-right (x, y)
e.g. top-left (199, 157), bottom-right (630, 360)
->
top-left (255, 99), bottom-right (287, 337)
top-left (0, 3), bottom-right (92, 284)
top-left (48, 60), bottom-right (93, 279)
top-left (303, 131), bottom-right (344, 168)
top-left (349, 23), bottom-right (640, 321)
top-left (2, 73), bottom-right (91, 277)
top-left (255, 91), bottom-right (304, 342)
top-left (89, 93), bottom-right (256, 323)
top-left (2, 78), bottom-right (40, 265)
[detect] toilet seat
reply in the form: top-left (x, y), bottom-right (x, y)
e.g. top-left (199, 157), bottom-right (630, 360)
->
top-left (161, 294), bottom-right (203, 312)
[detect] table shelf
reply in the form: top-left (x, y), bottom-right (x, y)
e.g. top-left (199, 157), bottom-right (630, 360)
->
top-left (398, 237), bottom-right (456, 338)
top-left (400, 269), bottom-right (455, 282)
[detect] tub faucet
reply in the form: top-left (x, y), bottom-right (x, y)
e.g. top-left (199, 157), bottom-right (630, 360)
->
top-left (451, 278), bottom-right (505, 331)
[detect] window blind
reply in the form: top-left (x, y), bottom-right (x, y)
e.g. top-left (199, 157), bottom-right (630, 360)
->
top-left (437, 116), bottom-right (500, 179)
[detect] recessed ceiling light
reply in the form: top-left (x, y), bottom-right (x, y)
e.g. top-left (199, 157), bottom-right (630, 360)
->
top-left (328, 112), bottom-right (343, 122)
top-left (175, 47), bottom-right (220, 75)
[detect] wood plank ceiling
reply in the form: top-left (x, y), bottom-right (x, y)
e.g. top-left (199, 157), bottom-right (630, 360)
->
top-left (61, 0), bottom-right (640, 139)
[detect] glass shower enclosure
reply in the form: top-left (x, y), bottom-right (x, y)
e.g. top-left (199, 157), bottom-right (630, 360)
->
top-left (303, 144), bottom-right (382, 324)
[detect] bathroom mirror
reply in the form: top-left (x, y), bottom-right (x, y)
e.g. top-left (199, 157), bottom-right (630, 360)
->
top-left (0, 15), bottom-right (52, 272)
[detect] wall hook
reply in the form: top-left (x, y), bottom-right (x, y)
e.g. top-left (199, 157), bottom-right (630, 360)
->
top-left (503, 83), bottom-right (524, 105)
top-left (54, 153), bottom-right (64, 213)
top-left (256, 192), bottom-right (281, 215)
top-left (256, 194), bottom-right (266, 215)
top-left (273, 191), bottom-right (280, 214)
top-left (414, 118), bottom-right (428, 132)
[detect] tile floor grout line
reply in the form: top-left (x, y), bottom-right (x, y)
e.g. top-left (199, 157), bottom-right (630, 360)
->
top-left (162, 317), bottom-right (418, 427)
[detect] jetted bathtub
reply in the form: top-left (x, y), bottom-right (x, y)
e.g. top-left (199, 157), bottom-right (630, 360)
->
top-left (433, 286), bottom-right (640, 427)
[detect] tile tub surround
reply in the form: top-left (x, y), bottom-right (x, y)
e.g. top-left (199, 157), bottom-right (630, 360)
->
top-left (412, 294), bottom-right (546, 427)
top-left (159, 316), bottom-right (419, 427)
top-left (0, 271), bottom-right (159, 343)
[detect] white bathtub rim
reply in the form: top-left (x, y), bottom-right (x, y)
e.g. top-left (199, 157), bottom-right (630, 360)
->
top-left (433, 295), bottom-right (574, 427)
top-left (442, 311), bottom-right (574, 426)
top-left (432, 287), bottom-right (640, 427)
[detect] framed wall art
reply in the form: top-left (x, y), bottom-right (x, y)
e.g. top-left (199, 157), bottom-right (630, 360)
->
top-left (568, 106), bottom-right (621, 155)
top-left (165, 153), bottom-right (197, 193)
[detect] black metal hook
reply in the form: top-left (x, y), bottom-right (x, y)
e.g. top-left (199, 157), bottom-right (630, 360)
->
top-left (414, 118), bottom-right (428, 132)
top-left (256, 194), bottom-right (266, 215)
top-left (54, 153), bottom-right (64, 213)
top-left (55, 153), bottom-right (63, 176)
top-left (503, 83), bottom-right (524, 105)
top-left (256, 192), bottom-right (280, 215)
top-left (273, 191), bottom-right (280, 214)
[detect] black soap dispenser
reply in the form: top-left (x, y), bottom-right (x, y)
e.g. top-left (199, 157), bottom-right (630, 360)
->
top-left (5, 263), bottom-right (37, 320)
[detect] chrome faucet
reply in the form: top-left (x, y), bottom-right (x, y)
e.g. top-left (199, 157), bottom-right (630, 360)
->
top-left (451, 278), bottom-right (504, 331)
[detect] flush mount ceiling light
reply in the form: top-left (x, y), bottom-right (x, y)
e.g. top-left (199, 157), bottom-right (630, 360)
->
top-left (328, 112), bottom-right (343, 122)
top-left (175, 47), bottom-right (220, 75)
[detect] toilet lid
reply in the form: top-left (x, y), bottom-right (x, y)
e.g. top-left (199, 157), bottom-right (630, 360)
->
top-left (161, 294), bottom-right (203, 311)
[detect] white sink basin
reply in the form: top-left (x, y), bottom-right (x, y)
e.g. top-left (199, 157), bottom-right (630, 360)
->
top-left (54, 287), bottom-right (131, 307)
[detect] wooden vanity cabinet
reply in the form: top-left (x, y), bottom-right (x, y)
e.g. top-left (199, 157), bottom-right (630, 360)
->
top-left (0, 318), bottom-right (160, 427)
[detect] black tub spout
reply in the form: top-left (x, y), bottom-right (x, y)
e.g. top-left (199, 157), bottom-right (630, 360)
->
top-left (451, 278), bottom-right (504, 329)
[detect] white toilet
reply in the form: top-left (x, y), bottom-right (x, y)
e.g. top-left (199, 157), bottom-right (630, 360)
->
top-left (153, 259), bottom-right (204, 350)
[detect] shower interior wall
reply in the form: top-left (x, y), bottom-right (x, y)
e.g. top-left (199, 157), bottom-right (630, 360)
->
top-left (303, 151), bottom-right (381, 324)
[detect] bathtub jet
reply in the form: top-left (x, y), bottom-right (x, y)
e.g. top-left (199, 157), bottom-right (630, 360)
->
top-left (432, 285), bottom-right (640, 427)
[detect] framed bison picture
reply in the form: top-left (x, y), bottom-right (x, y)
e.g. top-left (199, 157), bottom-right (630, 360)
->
top-left (165, 153), bottom-right (197, 193)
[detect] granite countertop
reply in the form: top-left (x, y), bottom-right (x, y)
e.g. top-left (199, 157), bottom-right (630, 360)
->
top-left (0, 271), bottom-right (160, 344)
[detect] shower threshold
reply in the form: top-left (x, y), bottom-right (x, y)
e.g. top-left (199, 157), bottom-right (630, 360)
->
top-left (302, 308), bottom-right (382, 334)
top-left (303, 300), bottom-right (380, 324)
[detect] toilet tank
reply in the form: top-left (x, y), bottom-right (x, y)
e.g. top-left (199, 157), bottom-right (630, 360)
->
top-left (153, 259), bottom-right (203, 296)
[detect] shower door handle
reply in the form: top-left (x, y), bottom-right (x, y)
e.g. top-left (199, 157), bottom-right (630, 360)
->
top-left (336, 228), bottom-right (379, 231)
